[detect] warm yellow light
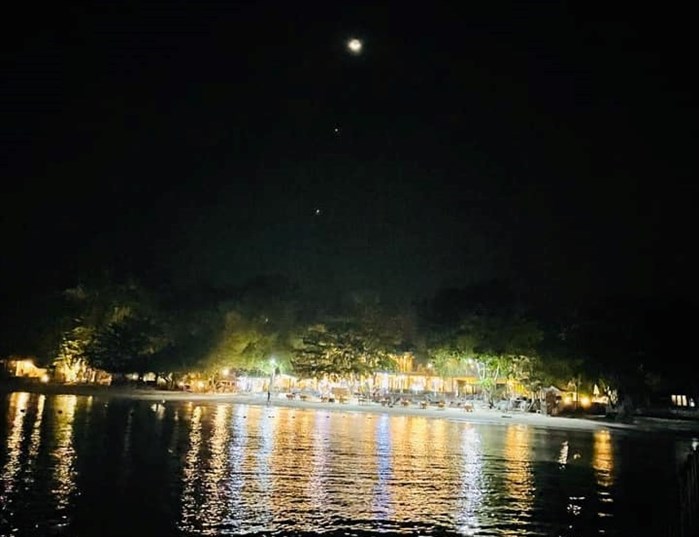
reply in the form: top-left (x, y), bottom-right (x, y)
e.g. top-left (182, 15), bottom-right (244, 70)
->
top-left (563, 396), bottom-right (573, 406)
top-left (221, 368), bottom-right (230, 376)
top-left (40, 374), bottom-right (49, 383)
top-left (580, 396), bottom-right (591, 407)
top-left (196, 380), bottom-right (205, 390)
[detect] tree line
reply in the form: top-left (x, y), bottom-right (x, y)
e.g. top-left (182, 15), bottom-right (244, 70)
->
top-left (2, 273), bottom-right (696, 409)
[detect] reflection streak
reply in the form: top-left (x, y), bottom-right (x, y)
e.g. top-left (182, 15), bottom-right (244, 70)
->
top-left (224, 405), bottom-right (248, 533)
top-left (503, 425), bottom-right (534, 512)
top-left (308, 412), bottom-right (330, 515)
top-left (27, 394), bottom-right (45, 469)
top-left (501, 425), bottom-right (535, 536)
top-left (456, 425), bottom-right (484, 536)
top-left (1, 392), bottom-right (30, 510)
top-left (179, 405), bottom-right (203, 532)
top-left (199, 404), bottom-right (230, 533)
top-left (372, 414), bottom-right (392, 519)
top-left (51, 395), bottom-right (77, 513)
top-left (593, 428), bottom-right (615, 523)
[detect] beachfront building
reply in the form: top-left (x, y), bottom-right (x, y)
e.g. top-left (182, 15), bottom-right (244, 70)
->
top-left (0, 356), bottom-right (49, 381)
top-left (256, 353), bottom-right (511, 401)
top-left (159, 352), bottom-right (517, 401)
top-left (372, 370), bottom-right (482, 396)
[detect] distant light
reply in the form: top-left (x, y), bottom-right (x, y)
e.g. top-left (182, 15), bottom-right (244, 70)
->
top-left (580, 396), bottom-right (591, 408)
top-left (314, 208), bottom-right (321, 216)
top-left (347, 38), bottom-right (363, 54)
top-left (40, 374), bottom-right (49, 383)
top-left (221, 368), bottom-right (230, 376)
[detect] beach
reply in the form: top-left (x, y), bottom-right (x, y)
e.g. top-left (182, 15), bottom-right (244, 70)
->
top-left (4, 381), bottom-right (697, 434)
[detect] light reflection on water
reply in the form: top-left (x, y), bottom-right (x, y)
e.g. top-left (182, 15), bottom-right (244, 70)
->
top-left (226, 405), bottom-right (249, 533)
top-left (502, 425), bottom-right (534, 535)
top-left (593, 429), bottom-right (614, 490)
top-left (51, 395), bottom-right (77, 513)
top-left (180, 404), bottom-right (203, 532)
top-left (27, 394), bottom-right (45, 467)
top-left (372, 414), bottom-right (392, 520)
top-left (455, 426), bottom-right (483, 536)
top-left (0, 392), bottom-right (690, 536)
top-left (1, 392), bottom-right (30, 504)
top-left (205, 404), bottom-right (231, 529)
top-left (593, 428), bottom-right (615, 531)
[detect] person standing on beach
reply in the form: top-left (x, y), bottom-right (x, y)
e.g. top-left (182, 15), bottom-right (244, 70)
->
top-left (267, 389), bottom-right (271, 405)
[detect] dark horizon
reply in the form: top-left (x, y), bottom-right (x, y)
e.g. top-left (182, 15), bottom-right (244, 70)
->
top-left (2, 2), bottom-right (697, 314)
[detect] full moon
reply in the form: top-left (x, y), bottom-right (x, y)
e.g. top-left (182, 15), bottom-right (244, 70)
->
top-left (347, 38), bottom-right (363, 54)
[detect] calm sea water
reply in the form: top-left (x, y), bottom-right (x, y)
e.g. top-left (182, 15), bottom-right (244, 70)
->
top-left (0, 392), bottom-right (693, 537)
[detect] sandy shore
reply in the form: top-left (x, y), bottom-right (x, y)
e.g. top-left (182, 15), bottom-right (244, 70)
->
top-left (3, 381), bottom-right (698, 434)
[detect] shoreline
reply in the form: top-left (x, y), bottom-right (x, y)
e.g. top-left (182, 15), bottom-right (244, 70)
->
top-left (2, 382), bottom-right (698, 434)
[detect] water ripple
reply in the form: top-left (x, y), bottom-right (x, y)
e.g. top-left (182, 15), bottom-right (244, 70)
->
top-left (0, 395), bottom-right (689, 537)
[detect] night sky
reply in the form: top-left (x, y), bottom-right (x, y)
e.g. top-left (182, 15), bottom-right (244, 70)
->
top-left (2, 2), bottom-right (697, 313)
